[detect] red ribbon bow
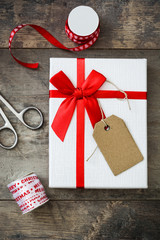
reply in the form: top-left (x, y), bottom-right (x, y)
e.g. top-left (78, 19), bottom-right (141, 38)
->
top-left (50, 70), bottom-right (106, 141)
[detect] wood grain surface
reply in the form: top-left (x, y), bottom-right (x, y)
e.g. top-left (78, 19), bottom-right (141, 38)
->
top-left (1, 201), bottom-right (160, 239)
top-left (0, 0), bottom-right (160, 49)
top-left (0, 0), bottom-right (160, 239)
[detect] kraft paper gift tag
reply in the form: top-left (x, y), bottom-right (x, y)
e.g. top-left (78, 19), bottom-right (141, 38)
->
top-left (93, 115), bottom-right (144, 176)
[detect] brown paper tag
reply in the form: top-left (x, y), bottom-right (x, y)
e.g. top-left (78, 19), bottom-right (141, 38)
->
top-left (93, 115), bottom-right (143, 176)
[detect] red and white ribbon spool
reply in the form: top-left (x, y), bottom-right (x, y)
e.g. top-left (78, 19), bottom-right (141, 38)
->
top-left (7, 173), bottom-right (49, 214)
top-left (9, 6), bottom-right (100, 69)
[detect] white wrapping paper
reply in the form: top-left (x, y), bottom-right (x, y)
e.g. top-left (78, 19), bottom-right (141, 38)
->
top-left (49, 58), bottom-right (147, 188)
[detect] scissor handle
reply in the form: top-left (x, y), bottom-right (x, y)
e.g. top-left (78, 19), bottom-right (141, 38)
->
top-left (18, 106), bottom-right (43, 130)
top-left (0, 125), bottom-right (18, 150)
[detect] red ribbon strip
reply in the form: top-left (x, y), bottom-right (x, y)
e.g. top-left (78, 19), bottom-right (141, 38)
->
top-left (50, 90), bottom-right (147, 100)
top-left (9, 23), bottom-right (100, 69)
top-left (49, 58), bottom-right (147, 188)
top-left (76, 59), bottom-right (85, 187)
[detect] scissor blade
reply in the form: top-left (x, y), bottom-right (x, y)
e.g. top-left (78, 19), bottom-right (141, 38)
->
top-left (0, 107), bottom-right (12, 129)
top-left (0, 94), bottom-right (18, 117)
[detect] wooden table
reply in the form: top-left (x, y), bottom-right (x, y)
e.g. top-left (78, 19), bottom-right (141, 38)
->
top-left (0, 0), bottom-right (160, 239)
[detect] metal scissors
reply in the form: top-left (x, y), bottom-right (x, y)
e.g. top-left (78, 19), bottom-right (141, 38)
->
top-left (0, 93), bottom-right (43, 150)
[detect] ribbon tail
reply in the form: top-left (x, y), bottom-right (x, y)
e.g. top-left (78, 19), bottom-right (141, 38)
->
top-left (51, 97), bottom-right (76, 141)
top-left (30, 25), bottom-right (69, 50)
top-left (84, 97), bottom-right (105, 128)
top-left (9, 24), bottom-right (100, 69)
top-left (9, 49), bottom-right (39, 69)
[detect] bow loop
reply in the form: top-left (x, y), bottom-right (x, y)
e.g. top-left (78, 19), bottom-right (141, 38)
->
top-left (82, 70), bottom-right (106, 96)
top-left (50, 71), bottom-right (75, 95)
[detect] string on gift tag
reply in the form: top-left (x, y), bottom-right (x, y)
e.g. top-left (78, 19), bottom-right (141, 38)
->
top-left (86, 79), bottom-right (131, 162)
top-left (107, 80), bottom-right (131, 110)
top-left (92, 114), bottom-right (143, 175)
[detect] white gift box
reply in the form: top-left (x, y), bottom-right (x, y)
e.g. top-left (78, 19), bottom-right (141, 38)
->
top-left (49, 58), bottom-right (147, 189)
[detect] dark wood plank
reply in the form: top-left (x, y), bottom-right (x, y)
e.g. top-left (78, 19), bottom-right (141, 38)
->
top-left (0, 49), bottom-right (160, 200)
top-left (0, 0), bottom-right (160, 49)
top-left (0, 200), bottom-right (160, 239)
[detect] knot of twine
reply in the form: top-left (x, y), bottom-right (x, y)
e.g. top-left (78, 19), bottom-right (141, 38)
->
top-left (86, 79), bottom-right (131, 162)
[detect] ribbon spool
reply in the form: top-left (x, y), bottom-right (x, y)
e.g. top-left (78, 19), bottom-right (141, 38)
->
top-left (66, 6), bottom-right (99, 46)
top-left (9, 6), bottom-right (100, 69)
top-left (7, 173), bottom-right (49, 214)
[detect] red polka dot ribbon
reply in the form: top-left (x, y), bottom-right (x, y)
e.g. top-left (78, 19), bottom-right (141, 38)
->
top-left (9, 22), bottom-right (100, 69)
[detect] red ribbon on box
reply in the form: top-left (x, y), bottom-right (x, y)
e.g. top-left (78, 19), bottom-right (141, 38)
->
top-left (50, 68), bottom-right (106, 141)
top-left (49, 58), bottom-right (147, 188)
